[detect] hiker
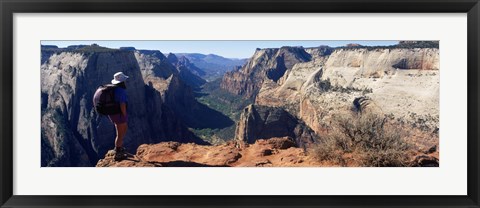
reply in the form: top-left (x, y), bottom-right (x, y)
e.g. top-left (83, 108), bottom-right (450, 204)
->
top-left (109, 72), bottom-right (129, 161)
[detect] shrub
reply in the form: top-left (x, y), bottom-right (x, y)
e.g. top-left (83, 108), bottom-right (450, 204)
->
top-left (311, 132), bottom-right (349, 166)
top-left (311, 112), bottom-right (411, 167)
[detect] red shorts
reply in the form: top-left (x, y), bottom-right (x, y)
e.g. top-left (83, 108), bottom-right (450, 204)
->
top-left (108, 114), bottom-right (128, 124)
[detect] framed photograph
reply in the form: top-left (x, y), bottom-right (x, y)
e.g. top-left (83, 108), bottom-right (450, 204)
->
top-left (1, 0), bottom-right (479, 207)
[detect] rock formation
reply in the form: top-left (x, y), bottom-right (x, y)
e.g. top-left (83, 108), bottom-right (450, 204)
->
top-left (235, 104), bottom-right (318, 149)
top-left (221, 46), bottom-right (312, 99)
top-left (223, 44), bottom-right (440, 136)
top-left (97, 136), bottom-right (438, 167)
top-left (41, 46), bottom-right (206, 167)
top-left (134, 49), bottom-right (176, 81)
top-left (97, 137), bottom-right (321, 167)
top-left (167, 53), bottom-right (206, 89)
top-left (136, 50), bottom-right (231, 130)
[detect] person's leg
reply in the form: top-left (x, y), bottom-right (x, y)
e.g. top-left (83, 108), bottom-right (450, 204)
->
top-left (115, 122), bottom-right (127, 149)
top-left (113, 122), bottom-right (128, 161)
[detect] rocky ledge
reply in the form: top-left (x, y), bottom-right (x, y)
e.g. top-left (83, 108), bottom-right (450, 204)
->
top-left (97, 136), bottom-right (439, 167)
top-left (96, 137), bottom-right (321, 167)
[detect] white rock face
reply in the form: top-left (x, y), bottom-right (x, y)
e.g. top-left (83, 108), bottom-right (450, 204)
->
top-left (255, 47), bottom-right (440, 135)
top-left (325, 48), bottom-right (439, 71)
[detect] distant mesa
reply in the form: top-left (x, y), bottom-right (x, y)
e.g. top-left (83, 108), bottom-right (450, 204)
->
top-left (42, 44), bottom-right (108, 51)
top-left (280, 45), bottom-right (304, 49)
top-left (346, 43), bottom-right (362, 47)
top-left (41, 45), bottom-right (58, 49)
top-left (399, 41), bottom-right (421, 44)
top-left (66, 45), bottom-right (88, 50)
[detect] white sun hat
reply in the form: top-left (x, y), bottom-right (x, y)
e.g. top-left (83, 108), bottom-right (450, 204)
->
top-left (111, 72), bottom-right (129, 84)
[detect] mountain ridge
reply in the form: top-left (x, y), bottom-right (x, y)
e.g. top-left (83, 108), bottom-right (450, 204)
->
top-left (175, 53), bottom-right (248, 81)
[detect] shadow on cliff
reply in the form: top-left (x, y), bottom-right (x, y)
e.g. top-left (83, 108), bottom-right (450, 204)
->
top-left (144, 83), bottom-right (210, 146)
top-left (181, 101), bottom-right (235, 129)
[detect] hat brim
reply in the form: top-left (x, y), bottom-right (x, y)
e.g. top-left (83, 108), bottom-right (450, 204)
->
top-left (111, 79), bottom-right (122, 84)
top-left (111, 76), bottom-right (129, 84)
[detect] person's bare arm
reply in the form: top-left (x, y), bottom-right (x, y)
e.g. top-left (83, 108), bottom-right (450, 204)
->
top-left (120, 103), bottom-right (127, 116)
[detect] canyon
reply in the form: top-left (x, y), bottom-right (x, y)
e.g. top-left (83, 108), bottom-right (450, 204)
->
top-left (41, 41), bottom-right (440, 167)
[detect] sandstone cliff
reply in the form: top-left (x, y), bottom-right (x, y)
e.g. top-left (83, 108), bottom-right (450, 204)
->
top-left (135, 50), bottom-right (231, 130)
top-left (221, 47), bottom-right (311, 99)
top-left (235, 104), bottom-right (318, 149)
top-left (223, 45), bottom-right (440, 137)
top-left (41, 46), bottom-right (205, 167)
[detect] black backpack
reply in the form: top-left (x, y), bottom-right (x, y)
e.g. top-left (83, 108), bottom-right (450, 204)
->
top-left (93, 84), bottom-right (121, 115)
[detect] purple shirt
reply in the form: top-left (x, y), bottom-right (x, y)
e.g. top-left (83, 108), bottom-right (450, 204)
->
top-left (108, 87), bottom-right (128, 124)
top-left (114, 87), bottom-right (128, 104)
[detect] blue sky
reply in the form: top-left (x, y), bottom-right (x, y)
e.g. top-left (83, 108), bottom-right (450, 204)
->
top-left (41, 40), bottom-right (399, 59)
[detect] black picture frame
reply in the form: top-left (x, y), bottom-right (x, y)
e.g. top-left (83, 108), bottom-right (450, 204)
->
top-left (1, 0), bottom-right (479, 207)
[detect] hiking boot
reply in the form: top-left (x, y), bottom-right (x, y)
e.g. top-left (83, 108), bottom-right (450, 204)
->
top-left (113, 147), bottom-right (128, 161)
